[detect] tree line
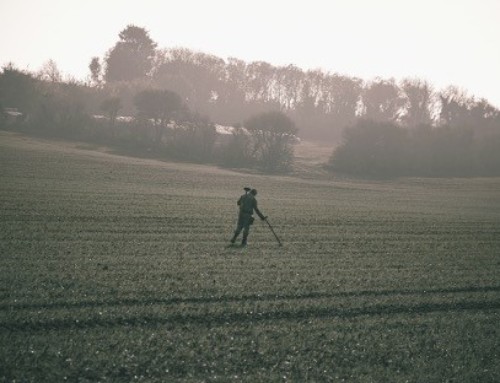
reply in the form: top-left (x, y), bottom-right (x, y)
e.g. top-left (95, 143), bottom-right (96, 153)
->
top-left (329, 118), bottom-right (500, 177)
top-left (0, 63), bottom-right (297, 173)
top-left (1, 25), bottom-right (499, 176)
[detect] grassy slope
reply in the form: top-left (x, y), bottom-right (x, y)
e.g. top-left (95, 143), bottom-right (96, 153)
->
top-left (1, 131), bottom-right (499, 382)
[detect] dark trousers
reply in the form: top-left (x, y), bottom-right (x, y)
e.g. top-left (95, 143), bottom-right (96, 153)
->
top-left (232, 214), bottom-right (252, 243)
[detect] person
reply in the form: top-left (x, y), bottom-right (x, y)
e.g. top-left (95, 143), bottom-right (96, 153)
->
top-left (230, 188), bottom-right (266, 247)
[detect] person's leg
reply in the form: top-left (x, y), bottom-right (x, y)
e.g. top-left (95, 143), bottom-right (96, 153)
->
top-left (241, 224), bottom-right (250, 246)
top-left (231, 217), bottom-right (244, 243)
top-left (230, 228), bottom-right (240, 243)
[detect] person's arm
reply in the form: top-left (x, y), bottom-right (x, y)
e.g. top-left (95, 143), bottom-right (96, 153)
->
top-left (253, 200), bottom-right (266, 220)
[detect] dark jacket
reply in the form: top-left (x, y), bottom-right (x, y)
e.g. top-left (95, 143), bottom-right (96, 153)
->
top-left (237, 193), bottom-right (265, 219)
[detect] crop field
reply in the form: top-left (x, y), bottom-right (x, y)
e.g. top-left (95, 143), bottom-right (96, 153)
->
top-left (1, 131), bottom-right (500, 382)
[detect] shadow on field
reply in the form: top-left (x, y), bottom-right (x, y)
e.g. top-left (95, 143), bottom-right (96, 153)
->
top-left (4, 285), bottom-right (500, 311)
top-left (3, 299), bottom-right (500, 333)
top-left (2, 286), bottom-right (500, 333)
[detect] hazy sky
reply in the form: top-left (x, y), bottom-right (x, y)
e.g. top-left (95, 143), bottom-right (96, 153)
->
top-left (1, 0), bottom-right (499, 107)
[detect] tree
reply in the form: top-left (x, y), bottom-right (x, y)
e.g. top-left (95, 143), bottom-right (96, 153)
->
top-left (89, 57), bottom-right (103, 87)
top-left (219, 123), bottom-right (252, 168)
top-left (329, 119), bottom-right (409, 176)
top-left (212, 57), bottom-right (247, 123)
top-left (100, 96), bottom-right (122, 138)
top-left (244, 110), bottom-right (298, 172)
top-left (400, 78), bottom-right (433, 128)
top-left (166, 112), bottom-right (217, 162)
top-left (362, 78), bottom-right (404, 123)
top-left (0, 64), bottom-right (40, 115)
top-left (245, 61), bottom-right (275, 102)
top-left (134, 89), bottom-right (185, 143)
top-left (438, 86), bottom-right (472, 127)
top-left (153, 49), bottom-right (196, 106)
top-left (153, 49), bottom-right (226, 115)
top-left (274, 64), bottom-right (304, 111)
top-left (38, 60), bottom-right (62, 82)
top-left (105, 25), bottom-right (157, 82)
top-left (32, 81), bottom-right (89, 134)
top-left (439, 87), bottom-right (500, 134)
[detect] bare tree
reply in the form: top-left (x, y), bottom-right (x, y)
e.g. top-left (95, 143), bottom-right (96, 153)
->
top-left (362, 78), bottom-right (404, 122)
top-left (400, 78), bottom-right (433, 128)
top-left (38, 60), bottom-right (62, 82)
top-left (245, 110), bottom-right (298, 172)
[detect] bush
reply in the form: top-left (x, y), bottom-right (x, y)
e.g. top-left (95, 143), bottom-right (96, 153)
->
top-left (329, 120), bottom-right (409, 176)
top-left (217, 124), bottom-right (253, 168)
top-left (244, 111), bottom-right (298, 173)
top-left (329, 119), bottom-right (500, 177)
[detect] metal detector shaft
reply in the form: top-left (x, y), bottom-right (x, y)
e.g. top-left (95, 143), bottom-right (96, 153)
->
top-left (264, 218), bottom-right (282, 246)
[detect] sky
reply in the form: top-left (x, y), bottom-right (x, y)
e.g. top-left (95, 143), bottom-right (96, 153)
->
top-left (1, 0), bottom-right (499, 107)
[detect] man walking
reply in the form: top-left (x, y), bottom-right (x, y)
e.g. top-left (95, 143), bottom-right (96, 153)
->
top-left (230, 188), bottom-right (266, 247)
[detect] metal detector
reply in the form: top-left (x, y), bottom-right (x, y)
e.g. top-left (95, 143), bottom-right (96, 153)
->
top-left (264, 217), bottom-right (283, 247)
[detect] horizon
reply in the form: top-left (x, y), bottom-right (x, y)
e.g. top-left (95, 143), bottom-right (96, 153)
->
top-left (1, 0), bottom-right (499, 108)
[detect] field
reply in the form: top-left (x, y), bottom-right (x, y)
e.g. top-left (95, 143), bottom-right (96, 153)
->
top-left (1, 131), bottom-right (499, 382)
